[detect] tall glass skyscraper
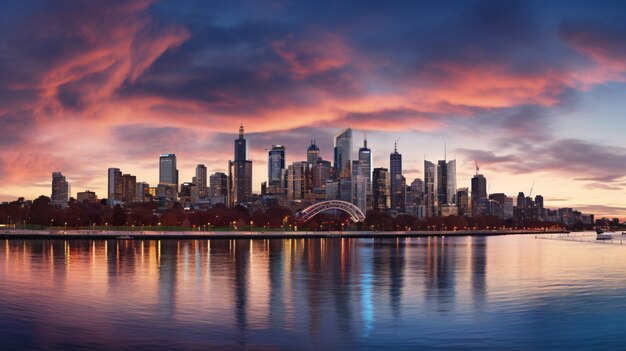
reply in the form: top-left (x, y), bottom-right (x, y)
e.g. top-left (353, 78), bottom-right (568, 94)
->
top-left (229, 123), bottom-right (253, 206)
top-left (307, 140), bottom-right (320, 166)
top-left (334, 128), bottom-right (353, 179)
top-left (159, 154), bottom-right (178, 187)
top-left (358, 138), bottom-right (372, 201)
top-left (195, 164), bottom-right (207, 200)
top-left (390, 142), bottom-right (403, 211)
top-left (471, 173), bottom-right (487, 216)
top-left (424, 160), bottom-right (438, 217)
top-left (437, 159), bottom-right (457, 207)
top-left (268, 145), bottom-right (286, 194)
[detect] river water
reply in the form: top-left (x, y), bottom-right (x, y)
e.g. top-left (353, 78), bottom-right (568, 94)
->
top-left (1, 232), bottom-right (625, 350)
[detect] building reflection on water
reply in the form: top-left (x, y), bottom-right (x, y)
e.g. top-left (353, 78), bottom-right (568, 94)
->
top-left (0, 237), bottom-right (494, 348)
top-left (5, 234), bottom-right (626, 349)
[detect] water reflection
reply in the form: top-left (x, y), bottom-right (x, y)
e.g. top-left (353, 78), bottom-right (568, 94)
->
top-left (2, 235), bottom-right (626, 349)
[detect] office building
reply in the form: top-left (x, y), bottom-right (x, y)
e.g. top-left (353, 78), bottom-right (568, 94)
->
top-left (372, 167), bottom-right (390, 211)
top-left (287, 161), bottom-right (310, 200)
top-left (51, 172), bottom-right (69, 208)
top-left (358, 138), bottom-right (372, 206)
top-left (471, 173), bottom-right (487, 216)
top-left (107, 168), bottom-right (123, 206)
top-left (390, 142), bottom-right (404, 211)
top-left (228, 124), bottom-right (253, 206)
top-left (268, 145), bottom-right (286, 194)
top-left (195, 164), bottom-right (207, 200)
top-left (334, 128), bottom-right (353, 179)
top-left (159, 154), bottom-right (178, 191)
top-left (210, 172), bottom-right (228, 197)
top-left (424, 161), bottom-right (438, 217)
top-left (456, 188), bottom-right (470, 216)
top-left (437, 159), bottom-right (457, 211)
top-left (307, 140), bottom-right (320, 166)
top-left (77, 190), bottom-right (97, 204)
top-left (122, 173), bottom-right (136, 204)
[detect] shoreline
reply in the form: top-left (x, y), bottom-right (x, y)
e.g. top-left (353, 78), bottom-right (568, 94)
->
top-left (0, 229), bottom-right (568, 240)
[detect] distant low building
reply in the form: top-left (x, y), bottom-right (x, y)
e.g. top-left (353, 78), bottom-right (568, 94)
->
top-left (77, 190), bottom-right (97, 204)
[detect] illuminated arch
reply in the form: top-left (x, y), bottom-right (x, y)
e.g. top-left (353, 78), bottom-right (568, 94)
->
top-left (297, 200), bottom-right (366, 224)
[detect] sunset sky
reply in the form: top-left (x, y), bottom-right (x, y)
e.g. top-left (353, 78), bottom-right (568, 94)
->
top-left (1, 0), bottom-right (626, 218)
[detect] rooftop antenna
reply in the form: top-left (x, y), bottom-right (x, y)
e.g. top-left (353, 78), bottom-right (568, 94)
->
top-left (444, 143), bottom-right (447, 161)
top-left (364, 133), bottom-right (368, 148)
top-left (529, 180), bottom-right (535, 197)
top-left (475, 160), bottom-right (480, 175)
top-left (394, 137), bottom-right (401, 153)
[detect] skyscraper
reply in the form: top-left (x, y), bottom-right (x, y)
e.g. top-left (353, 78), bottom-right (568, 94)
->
top-left (268, 145), bottom-right (286, 194)
top-left (334, 128), bottom-right (353, 179)
top-left (122, 173), bottom-right (136, 204)
top-left (358, 138), bottom-right (372, 208)
top-left (228, 124), bottom-right (253, 206)
top-left (51, 172), bottom-right (69, 208)
top-left (456, 187), bottom-right (470, 216)
top-left (158, 154), bottom-right (178, 203)
top-left (287, 161), bottom-right (310, 200)
top-left (307, 140), bottom-right (320, 166)
top-left (437, 159), bottom-right (457, 213)
top-left (107, 168), bottom-right (123, 205)
top-left (372, 168), bottom-right (390, 211)
top-left (471, 174), bottom-right (487, 216)
top-left (136, 182), bottom-right (149, 203)
top-left (352, 160), bottom-right (367, 212)
top-left (159, 153), bottom-right (178, 192)
top-left (390, 142), bottom-right (404, 211)
top-left (210, 172), bottom-right (228, 197)
top-left (424, 161), bottom-right (438, 217)
top-left (195, 164), bottom-right (207, 200)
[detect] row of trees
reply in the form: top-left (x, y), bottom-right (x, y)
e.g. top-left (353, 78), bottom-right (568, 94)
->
top-left (0, 196), bottom-right (565, 231)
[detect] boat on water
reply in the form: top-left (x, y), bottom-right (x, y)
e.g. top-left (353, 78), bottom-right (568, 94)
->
top-left (116, 235), bottom-right (133, 240)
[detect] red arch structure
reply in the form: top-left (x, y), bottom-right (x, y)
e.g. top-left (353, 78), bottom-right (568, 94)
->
top-left (297, 200), bottom-right (366, 224)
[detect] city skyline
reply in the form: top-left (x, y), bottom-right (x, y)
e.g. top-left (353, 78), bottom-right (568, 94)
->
top-left (1, 1), bottom-right (626, 219)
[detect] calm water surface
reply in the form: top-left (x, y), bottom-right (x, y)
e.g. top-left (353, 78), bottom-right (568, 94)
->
top-left (2, 233), bottom-right (626, 350)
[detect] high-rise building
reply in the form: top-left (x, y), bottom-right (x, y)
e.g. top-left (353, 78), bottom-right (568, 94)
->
top-left (287, 161), bottom-right (310, 200)
top-left (122, 173), bottom-right (136, 204)
top-left (51, 172), bottom-right (69, 208)
top-left (268, 145), bottom-right (286, 194)
top-left (334, 128), bottom-right (352, 179)
top-left (228, 124), bottom-right (253, 206)
top-left (437, 159), bottom-right (457, 208)
top-left (210, 172), bottom-right (228, 197)
top-left (159, 154), bottom-right (178, 191)
top-left (136, 182), bottom-right (149, 203)
top-left (358, 138), bottom-right (372, 208)
top-left (424, 161), bottom-right (438, 217)
top-left (307, 140), bottom-right (320, 166)
top-left (107, 168), bottom-right (123, 205)
top-left (456, 187), bottom-right (470, 216)
top-left (471, 174), bottom-right (487, 216)
top-left (389, 142), bottom-right (403, 211)
top-left (312, 159), bottom-right (332, 190)
top-left (351, 160), bottom-right (367, 212)
top-left (195, 164), bottom-right (207, 200)
top-left (372, 167), bottom-right (390, 211)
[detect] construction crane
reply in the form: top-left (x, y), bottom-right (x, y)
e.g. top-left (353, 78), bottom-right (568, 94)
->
top-left (529, 180), bottom-right (535, 198)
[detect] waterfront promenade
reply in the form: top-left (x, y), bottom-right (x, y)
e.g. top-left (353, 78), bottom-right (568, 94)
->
top-left (0, 229), bottom-right (565, 240)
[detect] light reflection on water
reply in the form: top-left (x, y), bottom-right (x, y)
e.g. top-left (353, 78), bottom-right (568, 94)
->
top-left (2, 233), bottom-right (626, 350)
